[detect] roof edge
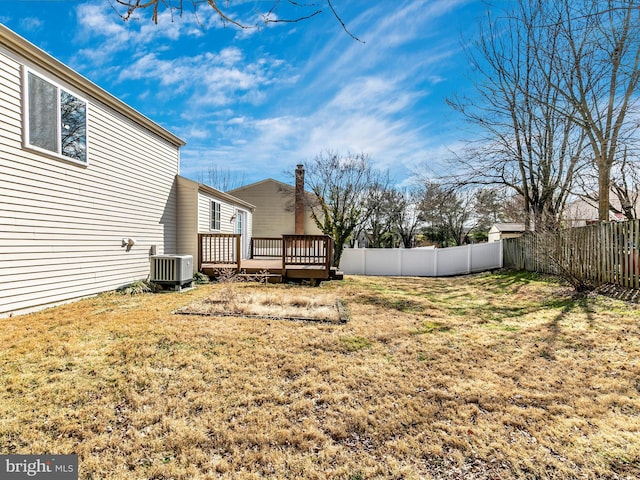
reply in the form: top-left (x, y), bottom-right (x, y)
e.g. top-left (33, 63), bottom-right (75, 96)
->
top-left (228, 178), bottom-right (287, 192)
top-left (177, 175), bottom-right (256, 211)
top-left (0, 23), bottom-right (185, 148)
top-left (228, 177), bottom-right (316, 197)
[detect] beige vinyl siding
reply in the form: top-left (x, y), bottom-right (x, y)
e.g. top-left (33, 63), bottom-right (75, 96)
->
top-left (197, 192), bottom-right (252, 260)
top-left (198, 191), bottom-right (238, 233)
top-left (0, 47), bottom-right (180, 316)
top-left (230, 180), bottom-right (289, 237)
top-left (175, 176), bottom-right (199, 270)
top-left (175, 176), bottom-right (254, 269)
top-left (0, 54), bottom-right (22, 151)
top-left (229, 180), bottom-right (322, 237)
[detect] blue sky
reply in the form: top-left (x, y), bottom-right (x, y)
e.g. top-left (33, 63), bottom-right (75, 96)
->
top-left (1, 0), bottom-right (492, 188)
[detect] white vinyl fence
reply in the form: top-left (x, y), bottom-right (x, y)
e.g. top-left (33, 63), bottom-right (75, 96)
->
top-left (339, 242), bottom-right (503, 277)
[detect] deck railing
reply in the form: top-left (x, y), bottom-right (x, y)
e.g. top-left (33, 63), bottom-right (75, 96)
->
top-left (282, 235), bottom-right (334, 273)
top-left (199, 233), bottom-right (335, 280)
top-left (250, 237), bottom-right (282, 258)
top-left (198, 233), bottom-right (241, 272)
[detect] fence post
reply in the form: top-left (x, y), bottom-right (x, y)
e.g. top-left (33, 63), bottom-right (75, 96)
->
top-left (363, 248), bottom-right (367, 275)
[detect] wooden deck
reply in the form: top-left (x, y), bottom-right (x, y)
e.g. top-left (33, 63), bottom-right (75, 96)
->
top-left (198, 234), bottom-right (343, 283)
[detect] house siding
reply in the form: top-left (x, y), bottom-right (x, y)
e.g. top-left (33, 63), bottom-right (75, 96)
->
top-left (176, 176), bottom-right (254, 269)
top-left (197, 189), bottom-right (253, 259)
top-left (0, 44), bottom-right (181, 316)
top-left (229, 179), bottom-right (322, 238)
top-left (198, 191), bottom-right (238, 233)
top-left (176, 176), bottom-right (199, 269)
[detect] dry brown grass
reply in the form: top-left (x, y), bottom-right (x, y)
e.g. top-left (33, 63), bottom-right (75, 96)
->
top-left (1, 272), bottom-right (639, 479)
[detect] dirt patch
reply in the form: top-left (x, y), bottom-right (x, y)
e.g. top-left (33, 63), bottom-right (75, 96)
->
top-left (174, 287), bottom-right (349, 323)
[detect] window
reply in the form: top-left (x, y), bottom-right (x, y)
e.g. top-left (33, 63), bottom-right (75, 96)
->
top-left (210, 201), bottom-right (221, 230)
top-left (25, 70), bottom-right (87, 163)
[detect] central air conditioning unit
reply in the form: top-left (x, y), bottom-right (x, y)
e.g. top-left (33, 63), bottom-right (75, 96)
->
top-left (150, 255), bottom-right (193, 290)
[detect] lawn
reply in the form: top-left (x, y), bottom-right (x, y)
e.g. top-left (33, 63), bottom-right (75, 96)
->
top-left (1, 272), bottom-right (639, 479)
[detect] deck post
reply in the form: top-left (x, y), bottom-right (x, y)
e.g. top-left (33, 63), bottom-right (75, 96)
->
top-left (282, 235), bottom-right (287, 276)
top-left (235, 234), bottom-right (241, 273)
top-left (326, 236), bottom-right (333, 275)
top-left (197, 234), bottom-right (203, 272)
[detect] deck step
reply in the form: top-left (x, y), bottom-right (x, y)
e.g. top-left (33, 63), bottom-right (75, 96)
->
top-left (331, 270), bottom-right (344, 280)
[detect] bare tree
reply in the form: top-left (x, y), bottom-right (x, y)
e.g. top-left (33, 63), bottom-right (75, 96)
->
top-left (545, 0), bottom-right (640, 221)
top-left (470, 187), bottom-right (513, 241)
top-left (388, 189), bottom-right (422, 248)
top-left (574, 146), bottom-right (640, 221)
top-left (610, 149), bottom-right (640, 220)
top-left (417, 183), bottom-right (476, 247)
top-left (359, 182), bottom-right (396, 248)
top-left (197, 163), bottom-right (246, 191)
top-left (109, 0), bottom-right (362, 41)
top-left (304, 151), bottom-right (382, 266)
top-left (356, 186), bottom-right (424, 248)
top-left (449, 0), bottom-right (588, 231)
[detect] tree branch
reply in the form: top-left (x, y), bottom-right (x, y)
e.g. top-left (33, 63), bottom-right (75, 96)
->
top-left (110, 0), bottom-right (363, 41)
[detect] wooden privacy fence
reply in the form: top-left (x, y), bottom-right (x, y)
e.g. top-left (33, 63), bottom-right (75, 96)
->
top-left (503, 220), bottom-right (640, 289)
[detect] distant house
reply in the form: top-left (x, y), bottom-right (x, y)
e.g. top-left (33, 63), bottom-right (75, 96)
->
top-left (563, 197), bottom-right (628, 228)
top-left (0, 24), bottom-right (255, 316)
top-left (488, 223), bottom-right (526, 242)
top-left (176, 176), bottom-right (254, 267)
top-left (228, 165), bottom-right (323, 238)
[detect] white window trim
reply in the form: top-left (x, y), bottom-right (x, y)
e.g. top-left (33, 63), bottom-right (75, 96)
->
top-left (210, 200), bottom-right (221, 231)
top-left (236, 208), bottom-right (249, 234)
top-left (22, 66), bottom-right (90, 167)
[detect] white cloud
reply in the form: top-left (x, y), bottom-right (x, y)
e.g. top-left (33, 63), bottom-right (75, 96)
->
top-left (19, 17), bottom-right (43, 31)
top-left (73, 2), bottom-right (210, 69)
top-left (67, 0), bottom-right (478, 186)
top-left (118, 47), bottom-right (284, 107)
top-left (182, 125), bottom-right (210, 140)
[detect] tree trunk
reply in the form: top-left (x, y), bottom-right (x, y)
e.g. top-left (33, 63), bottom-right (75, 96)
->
top-left (333, 241), bottom-right (345, 268)
top-left (598, 160), bottom-right (611, 222)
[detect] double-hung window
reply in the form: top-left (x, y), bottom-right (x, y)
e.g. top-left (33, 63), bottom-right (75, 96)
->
top-left (210, 201), bottom-right (221, 230)
top-left (25, 70), bottom-right (88, 163)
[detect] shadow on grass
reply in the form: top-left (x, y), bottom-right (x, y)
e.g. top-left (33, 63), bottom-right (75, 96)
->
top-left (597, 283), bottom-right (640, 303)
top-left (356, 294), bottom-right (425, 313)
top-left (478, 270), bottom-right (558, 295)
top-left (444, 272), bottom-right (596, 329)
top-left (354, 271), bottom-right (566, 321)
top-left (539, 291), bottom-right (596, 360)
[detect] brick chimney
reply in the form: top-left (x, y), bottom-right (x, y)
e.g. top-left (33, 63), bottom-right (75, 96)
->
top-left (295, 164), bottom-right (305, 234)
